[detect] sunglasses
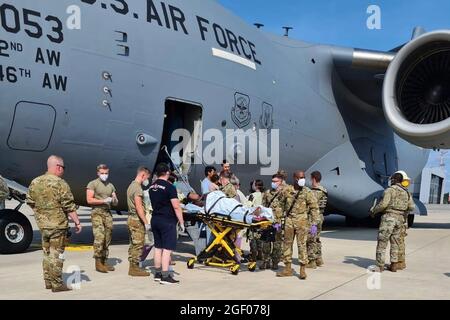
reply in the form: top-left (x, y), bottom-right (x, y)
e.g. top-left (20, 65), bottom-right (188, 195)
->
top-left (57, 164), bottom-right (66, 170)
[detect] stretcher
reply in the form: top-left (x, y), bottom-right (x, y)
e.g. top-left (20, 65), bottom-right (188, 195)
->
top-left (185, 211), bottom-right (273, 275)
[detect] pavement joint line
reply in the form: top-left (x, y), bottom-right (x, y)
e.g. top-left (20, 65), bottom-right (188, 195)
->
top-left (405, 233), bottom-right (450, 257)
top-left (310, 271), bottom-right (368, 300)
top-left (311, 231), bottom-right (450, 300)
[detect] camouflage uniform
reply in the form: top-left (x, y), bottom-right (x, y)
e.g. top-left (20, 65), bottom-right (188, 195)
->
top-left (261, 188), bottom-right (285, 267)
top-left (372, 184), bottom-right (415, 268)
top-left (398, 214), bottom-right (408, 265)
top-left (281, 186), bottom-right (320, 266)
top-left (26, 173), bottom-right (77, 289)
top-left (127, 181), bottom-right (146, 265)
top-left (307, 186), bottom-right (328, 263)
top-left (247, 191), bottom-right (263, 262)
top-left (0, 176), bottom-right (9, 210)
top-left (143, 189), bottom-right (155, 248)
top-left (87, 178), bottom-right (116, 260)
top-left (220, 182), bottom-right (237, 199)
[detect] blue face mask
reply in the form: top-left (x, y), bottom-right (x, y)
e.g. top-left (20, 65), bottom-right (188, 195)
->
top-left (173, 182), bottom-right (178, 188)
top-left (271, 182), bottom-right (278, 190)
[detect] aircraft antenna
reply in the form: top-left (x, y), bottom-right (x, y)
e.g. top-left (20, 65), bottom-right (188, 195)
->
top-left (283, 26), bottom-right (293, 37)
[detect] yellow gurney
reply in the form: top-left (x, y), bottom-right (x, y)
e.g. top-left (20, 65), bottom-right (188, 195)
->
top-left (185, 212), bottom-right (273, 275)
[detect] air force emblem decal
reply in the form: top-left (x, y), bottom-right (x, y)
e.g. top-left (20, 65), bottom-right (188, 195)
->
top-left (232, 93), bottom-right (251, 128)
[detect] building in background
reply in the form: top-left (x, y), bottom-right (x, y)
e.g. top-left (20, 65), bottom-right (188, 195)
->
top-left (419, 151), bottom-right (448, 205)
top-left (420, 167), bottom-right (447, 204)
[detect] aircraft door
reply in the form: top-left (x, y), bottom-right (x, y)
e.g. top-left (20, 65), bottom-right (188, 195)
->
top-left (156, 98), bottom-right (203, 176)
top-left (7, 101), bottom-right (56, 152)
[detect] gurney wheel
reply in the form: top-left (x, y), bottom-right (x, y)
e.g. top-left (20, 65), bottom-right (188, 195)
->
top-left (187, 258), bottom-right (196, 269)
top-left (230, 265), bottom-right (240, 275)
top-left (248, 262), bottom-right (257, 272)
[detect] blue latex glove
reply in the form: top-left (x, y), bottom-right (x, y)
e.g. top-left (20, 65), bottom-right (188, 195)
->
top-left (310, 225), bottom-right (318, 236)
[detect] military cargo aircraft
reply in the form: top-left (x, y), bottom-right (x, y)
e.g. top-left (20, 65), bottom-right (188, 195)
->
top-left (0, 0), bottom-right (449, 253)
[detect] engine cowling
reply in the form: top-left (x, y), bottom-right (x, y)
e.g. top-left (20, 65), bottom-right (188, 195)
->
top-left (383, 30), bottom-right (450, 149)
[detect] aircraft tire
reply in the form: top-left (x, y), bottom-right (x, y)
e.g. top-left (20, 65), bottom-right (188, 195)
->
top-left (345, 216), bottom-right (359, 227)
top-left (0, 210), bottom-right (33, 254)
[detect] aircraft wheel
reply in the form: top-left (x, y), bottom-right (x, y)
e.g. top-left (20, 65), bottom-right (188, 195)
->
top-left (408, 214), bottom-right (415, 228)
top-left (345, 216), bottom-right (359, 227)
top-left (0, 210), bottom-right (33, 254)
top-left (187, 258), bottom-right (196, 269)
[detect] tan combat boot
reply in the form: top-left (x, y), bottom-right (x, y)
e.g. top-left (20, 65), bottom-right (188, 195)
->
top-left (299, 265), bottom-right (307, 280)
top-left (45, 281), bottom-right (52, 290)
top-left (128, 264), bottom-right (150, 277)
top-left (102, 259), bottom-right (115, 272)
top-left (316, 258), bottom-right (324, 267)
top-left (398, 261), bottom-right (406, 270)
top-left (52, 284), bottom-right (72, 293)
top-left (95, 259), bottom-right (109, 273)
top-left (306, 260), bottom-right (317, 269)
top-left (276, 263), bottom-right (294, 277)
top-left (389, 262), bottom-right (398, 273)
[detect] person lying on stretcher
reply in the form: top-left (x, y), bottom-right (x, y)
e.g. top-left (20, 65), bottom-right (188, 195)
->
top-left (184, 191), bottom-right (274, 224)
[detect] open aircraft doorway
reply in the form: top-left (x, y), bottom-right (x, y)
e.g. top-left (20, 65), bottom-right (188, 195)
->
top-left (156, 98), bottom-right (203, 177)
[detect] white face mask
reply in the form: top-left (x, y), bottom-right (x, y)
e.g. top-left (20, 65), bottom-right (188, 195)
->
top-left (298, 178), bottom-right (306, 188)
top-left (99, 174), bottom-right (109, 182)
top-left (142, 179), bottom-right (150, 187)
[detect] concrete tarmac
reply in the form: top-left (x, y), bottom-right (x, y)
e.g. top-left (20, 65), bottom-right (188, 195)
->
top-left (1, 200), bottom-right (449, 300)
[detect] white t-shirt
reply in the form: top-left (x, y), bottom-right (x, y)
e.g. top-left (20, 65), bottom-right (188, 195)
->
top-left (201, 178), bottom-right (212, 195)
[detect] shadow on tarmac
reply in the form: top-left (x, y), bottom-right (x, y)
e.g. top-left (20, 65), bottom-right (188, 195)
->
top-left (343, 256), bottom-right (377, 270)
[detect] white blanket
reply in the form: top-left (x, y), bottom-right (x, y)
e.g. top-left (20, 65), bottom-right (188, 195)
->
top-left (184, 191), bottom-right (274, 224)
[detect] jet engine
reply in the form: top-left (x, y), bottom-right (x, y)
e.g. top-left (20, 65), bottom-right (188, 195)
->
top-left (383, 31), bottom-right (450, 149)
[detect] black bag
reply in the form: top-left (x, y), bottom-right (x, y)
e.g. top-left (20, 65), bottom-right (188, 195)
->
top-left (260, 226), bottom-right (276, 242)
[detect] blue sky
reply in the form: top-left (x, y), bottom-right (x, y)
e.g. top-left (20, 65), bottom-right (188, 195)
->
top-left (219, 0), bottom-right (450, 193)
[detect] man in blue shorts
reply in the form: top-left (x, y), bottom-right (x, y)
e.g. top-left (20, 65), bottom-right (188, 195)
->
top-left (149, 163), bottom-right (185, 285)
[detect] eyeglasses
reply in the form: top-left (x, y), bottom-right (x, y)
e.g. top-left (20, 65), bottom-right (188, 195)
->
top-left (57, 164), bottom-right (66, 170)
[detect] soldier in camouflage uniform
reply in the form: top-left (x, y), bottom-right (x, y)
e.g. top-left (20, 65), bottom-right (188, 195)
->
top-left (86, 164), bottom-right (118, 273)
top-left (219, 171), bottom-right (238, 200)
top-left (393, 171), bottom-right (413, 270)
top-left (277, 171), bottom-right (320, 280)
top-left (247, 180), bottom-right (264, 264)
top-left (127, 166), bottom-right (152, 277)
top-left (306, 171), bottom-right (328, 269)
top-left (370, 172), bottom-right (415, 272)
top-left (261, 173), bottom-right (286, 270)
top-left (0, 175), bottom-right (9, 210)
top-left (26, 156), bottom-right (82, 292)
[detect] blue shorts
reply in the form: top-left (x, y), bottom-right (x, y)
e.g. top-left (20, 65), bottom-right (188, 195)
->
top-left (151, 217), bottom-right (177, 251)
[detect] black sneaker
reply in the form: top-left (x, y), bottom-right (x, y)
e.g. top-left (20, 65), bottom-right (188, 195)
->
top-left (154, 272), bottom-right (162, 282)
top-left (160, 275), bottom-right (180, 285)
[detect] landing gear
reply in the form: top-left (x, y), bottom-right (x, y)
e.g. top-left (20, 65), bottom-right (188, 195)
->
top-left (0, 210), bottom-right (33, 254)
top-left (345, 216), bottom-right (359, 227)
top-left (345, 216), bottom-right (381, 228)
